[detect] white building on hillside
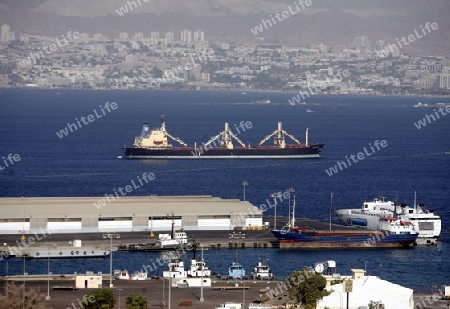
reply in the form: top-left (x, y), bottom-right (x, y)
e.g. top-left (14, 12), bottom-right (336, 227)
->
top-left (317, 275), bottom-right (414, 309)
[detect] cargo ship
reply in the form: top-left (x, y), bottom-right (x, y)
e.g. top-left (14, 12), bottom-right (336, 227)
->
top-left (122, 117), bottom-right (324, 159)
top-left (271, 196), bottom-right (418, 249)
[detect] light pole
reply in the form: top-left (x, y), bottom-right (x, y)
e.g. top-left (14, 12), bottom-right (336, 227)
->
top-left (150, 195), bottom-right (156, 237)
top-left (103, 233), bottom-right (120, 288)
top-left (168, 277), bottom-right (171, 309)
top-left (46, 246), bottom-right (50, 300)
top-left (22, 233), bottom-right (26, 309)
top-left (200, 246), bottom-right (204, 302)
top-left (242, 181), bottom-right (248, 201)
top-left (330, 193), bottom-right (334, 231)
top-left (286, 188), bottom-right (295, 226)
top-left (162, 278), bottom-right (165, 306)
top-left (117, 288), bottom-right (123, 309)
top-left (270, 192), bottom-right (282, 230)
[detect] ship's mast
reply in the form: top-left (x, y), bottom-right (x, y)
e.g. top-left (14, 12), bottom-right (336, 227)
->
top-left (258, 122), bottom-right (301, 148)
top-left (160, 116), bottom-right (188, 147)
top-left (413, 191), bottom-right (417, 213)
top-left (292, 194), bottom-right (296, 227)
top-left (204, 123), bottom-right (246, 149)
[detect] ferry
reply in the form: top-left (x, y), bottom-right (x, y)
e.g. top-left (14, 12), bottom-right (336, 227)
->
top-left (122, 117), bottom-right (324, 159)
top-left (334, 195), bottom-right (441, 244)
top-left (271, 195), bottom-right (418, 249)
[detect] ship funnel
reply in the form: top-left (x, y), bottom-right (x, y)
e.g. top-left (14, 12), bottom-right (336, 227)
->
top-left (140, 123), bottom-right (151, 138)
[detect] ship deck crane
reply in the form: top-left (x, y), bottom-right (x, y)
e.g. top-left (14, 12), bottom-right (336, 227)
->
top-left (160, 116), bottom-right (188, 146)
top-left (204, 123), bottom-right (246, 149)
top-left (258, 122), bottom-right (301, 148)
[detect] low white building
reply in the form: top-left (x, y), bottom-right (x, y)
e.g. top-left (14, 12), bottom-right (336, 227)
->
top-left (317, 275), bottom-right (414, 309)
top-left (75, 273), bottom-right (103, 289)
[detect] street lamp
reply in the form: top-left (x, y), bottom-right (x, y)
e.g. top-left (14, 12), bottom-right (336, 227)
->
top-left (242, 181), bottom-right (248, 201)
top-left (150, 195), bottom-right (156, 237)
top-left (102, 233), bottom-right (120, 288)
top-left (286, 188), bottom-right (295, 226)
top-left (270, 192), bottom-right (282, 230)
top-left (22, 234), bottom-right (26, 309)
top-left (330, 193), bottom-right (334, 231)
top-left (200, 246), bottom-right (204, 302)
top-left (46, 246), bottom-right (50, 301)
top-left (117, 288), bottom-right (123, 309)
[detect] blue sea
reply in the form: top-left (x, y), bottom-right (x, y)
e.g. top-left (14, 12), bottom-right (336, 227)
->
top-left (0, 89), bottom-right (449, 292)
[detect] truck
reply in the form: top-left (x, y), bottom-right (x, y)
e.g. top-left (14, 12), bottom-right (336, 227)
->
top-left (440, 285), bottom-right (450, 300)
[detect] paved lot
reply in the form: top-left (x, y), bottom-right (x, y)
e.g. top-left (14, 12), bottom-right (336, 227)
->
top-left (2, 278), bottom-right (279, 309)
top-left (3, 279), bottom-right (449, 308)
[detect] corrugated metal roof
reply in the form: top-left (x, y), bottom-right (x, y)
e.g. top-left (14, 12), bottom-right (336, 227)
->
top-left (0, 196), bottom-right (262, 219)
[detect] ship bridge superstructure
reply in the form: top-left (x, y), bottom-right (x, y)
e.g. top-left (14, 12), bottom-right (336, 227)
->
top-left (133, 116), bottom-right (188, 149)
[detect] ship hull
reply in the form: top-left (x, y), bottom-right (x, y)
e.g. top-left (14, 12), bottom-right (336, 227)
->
top-left (12, 247), bottom-right (111, 259)
top-left (271, 229), bottom-right (417, 249)
top-left (123, 144), bottom-right (325, 159)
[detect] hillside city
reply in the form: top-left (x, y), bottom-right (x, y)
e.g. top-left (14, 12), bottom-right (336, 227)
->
top-left (1, 23), bottom-right (450, 97)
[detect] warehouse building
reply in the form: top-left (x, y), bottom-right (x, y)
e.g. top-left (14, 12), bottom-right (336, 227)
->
top-left (0, 196), bottom-right (263, 234)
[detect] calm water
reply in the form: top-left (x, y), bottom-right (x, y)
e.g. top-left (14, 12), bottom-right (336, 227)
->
top-left (0, 89), bottom-right (449, 292)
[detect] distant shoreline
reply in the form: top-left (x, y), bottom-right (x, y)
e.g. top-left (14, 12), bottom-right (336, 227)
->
top-left (2, 86), bottom-right (450, 99)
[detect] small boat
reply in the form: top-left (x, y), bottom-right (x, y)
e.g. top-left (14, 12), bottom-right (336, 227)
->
top-left (252, 98), bottom-right (270, 104)
top-left (228, 249), bottom-right (245, 279)
top-left (114, 270), bottom-right (131, 280)
top-left (114, 269), bottom-right (148, 280)
top-left (215, 303), bottom-right (242, 309)
top-left (163, 250), bottom-right (213, 287)
top-left (306, 109), bottom-right (314, 113)
top-left (251, 259), bottom-right (273, 280)
top-left (128, 229), bottom-right (188, 252)
top-left (187, 245), bottom-right (211, 277)
top-left (131, 271), bottom-right (148, 280)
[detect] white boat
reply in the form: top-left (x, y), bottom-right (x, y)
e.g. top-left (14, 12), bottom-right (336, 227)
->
top-left (306, 109), bottom-right (314, 113)
top-left (187, 255), bottom-right (211, 277)
top-left (251, 259), bottom-right (273, 280)
top-left (215, 303), bottom-right (242, 309)
top-left (253, 98), bottom-right (270, 104)
top-left (163, 255), bottom-right (212, 287)
top-left (158, 230), bottom-right (188, 248)
top-left (114, 269), bottom-right (148, 280)
top-left (131, 271), bottom-right (148, 280)
top-left (114, 269), bottom-right (131, 280)
top-left (335, 195), bottom-right (441, 244)
top-left (162, 258), bottom-right (187, 279)
top-left (378, 216), bottom-right (417, 236)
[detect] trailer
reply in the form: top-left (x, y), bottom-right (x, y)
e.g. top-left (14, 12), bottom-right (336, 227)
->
top-left (440, 285), bottom-right (450, 300)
